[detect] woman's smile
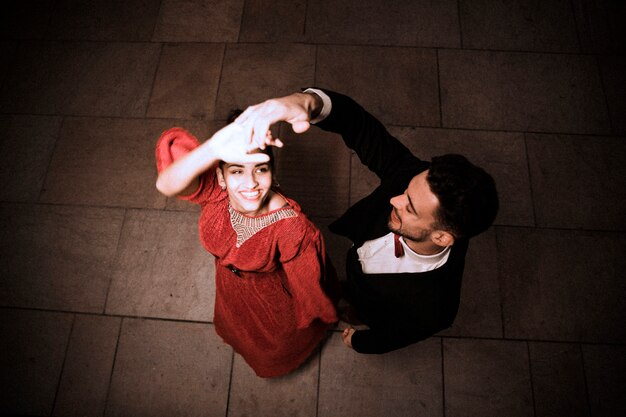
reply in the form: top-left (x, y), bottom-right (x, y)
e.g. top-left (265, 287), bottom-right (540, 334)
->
top-left (240, 189), bottom-right (261, 200)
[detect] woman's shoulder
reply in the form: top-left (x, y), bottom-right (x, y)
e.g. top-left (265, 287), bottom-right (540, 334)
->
top-left (274, 207), bottom-right (323, 255)
top-left (267, 190), bottom-right (289, 211)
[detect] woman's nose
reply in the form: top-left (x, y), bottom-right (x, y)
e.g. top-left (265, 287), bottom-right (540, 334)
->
top-left (243, 173), bottom-right (258, 187)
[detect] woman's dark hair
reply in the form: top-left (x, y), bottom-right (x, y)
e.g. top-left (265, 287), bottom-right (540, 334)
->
top-left (222, 108), bottom-right (274, 168)
top-left (426, 154), bottom-right (498, 238)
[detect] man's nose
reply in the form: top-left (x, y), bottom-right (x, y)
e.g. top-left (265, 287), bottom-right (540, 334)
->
top-left (390, 195), bottom-right (402, 208)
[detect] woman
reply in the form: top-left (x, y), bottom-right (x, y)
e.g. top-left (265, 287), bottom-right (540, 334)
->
top-left (155, 121), bottom-right (338, 378)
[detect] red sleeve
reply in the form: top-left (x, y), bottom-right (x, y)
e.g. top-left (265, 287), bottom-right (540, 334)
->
top-left (279, 221), bottom-right (339, 329)
top-left (155, 127), bottom-right (221, 204)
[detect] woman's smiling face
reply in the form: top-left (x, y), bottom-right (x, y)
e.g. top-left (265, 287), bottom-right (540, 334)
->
top-left (217, 161), bottom-right (273, 216)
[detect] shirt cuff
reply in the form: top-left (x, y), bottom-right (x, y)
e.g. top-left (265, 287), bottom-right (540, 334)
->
top-left (303, 88), bottom-right (332, 124)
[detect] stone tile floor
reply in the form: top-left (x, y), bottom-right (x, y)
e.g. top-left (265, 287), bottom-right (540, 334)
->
top-left (0, 1), bottom-right (624, 416)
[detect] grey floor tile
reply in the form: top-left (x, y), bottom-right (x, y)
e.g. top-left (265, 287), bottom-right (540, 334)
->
top-left (47, 0), bottom-right (161, 41)
top-left (227, 351), bottom-right (318, 417)
top-left (316, 46), bottom-right (440, 127)
top-left (53, 314), bottom-right (121, 417)
top-left (573, 0), bottom-right (626, 54)
top-left (444, 338), bottom-right (533, 417)
top-left (305, 0), bottom-right (460, 48)
top-left (153, 0), bottom-right (244, 42)
top-left (239, 0), bottom-right (306, 42)
top-left (106, 209), bottom-right (215, 321)
top-left (0, 204), bottom-right (124, 312)
top-left (147, 43), bottom-right (225, 119)
top-left (0, 41), bottom-right (161, 117)
top-left (274, 125), bottom-right (351, 218)
top-left (526, 133), bottom-right (626, 230)
top-left (0, 115), bottom-right (61, 202)
top-left (0, 1), bottom-right (55, 40)
top-left (582, 344), bottom-right (626, 417)
top-left (439, 50), bottom-right (611, 134)
top-left (106, 319), bottom-right (232, 417)
top-left (529, 342), bottom-right (589, 417)
top-left (497, 227), bottom-right (626, 343)
top-left (0, 309), bottom-right (73, 416)
top-left (165, 196), bottom-right (204, 212)
top-left (350, 127), bottom-right (533, 227)
top-left (459, 0), bottom-right (579, 52)
top-left (599, 55), bottom-right (626, 135)
top-left (319, 334), bottom-right (443, 417)
top-left (40, 117), bottom-right (174, 209)
top-left (215, 43), bottom-right (316, 120)
top-left (440, 230), bottom-right (502, 338)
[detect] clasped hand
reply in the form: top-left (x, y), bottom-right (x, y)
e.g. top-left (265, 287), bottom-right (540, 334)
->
top-left (208, 121), bottom-right (282, 165)
top-left (212, 92), bottom-right (315, 164)
top-left (234, 93), bottom-right (315, 150)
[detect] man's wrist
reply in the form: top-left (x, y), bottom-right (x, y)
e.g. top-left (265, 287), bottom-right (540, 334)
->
top-left (303, 92), bottom-right (323, 121)
top-left (302, 88), bottom-right (331, 124)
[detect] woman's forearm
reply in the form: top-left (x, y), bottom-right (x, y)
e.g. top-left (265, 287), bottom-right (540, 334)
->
top-left (156, 140), bottom-right (218, 197)
top-left (156, 121), bottom-right (274, 197)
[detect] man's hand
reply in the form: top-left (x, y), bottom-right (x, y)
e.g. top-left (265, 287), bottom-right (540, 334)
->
top-left (235, 92), bottom-right (322, 149)
top-left (342, 327), bottom-right (356, 349)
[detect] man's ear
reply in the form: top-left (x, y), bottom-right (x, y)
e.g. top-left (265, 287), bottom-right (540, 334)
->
top-left (216, 167), bottom-right (226, 189)
top-left (431, 230), bottom-right (455, 247)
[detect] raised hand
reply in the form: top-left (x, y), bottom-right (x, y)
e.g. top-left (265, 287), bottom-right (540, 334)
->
top-left (235, 92), bottom-right (322, 149)
top-left (208, 122), bottom-right (282, 164)
top-left (156, 122), bottom-right (282, 197)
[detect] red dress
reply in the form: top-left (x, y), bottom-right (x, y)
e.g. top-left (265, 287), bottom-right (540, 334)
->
top-left (156, 128), bottom-right (339, 378)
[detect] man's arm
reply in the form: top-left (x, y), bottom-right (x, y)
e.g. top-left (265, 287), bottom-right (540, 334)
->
top-left (235, 92), bottom-right (323, 148)
top-left (348, 323), bottom-right (440, 354)
top-left (237, 89), bottom-right (427, 181)
top-left (314, 90), bottom-right (427, 181)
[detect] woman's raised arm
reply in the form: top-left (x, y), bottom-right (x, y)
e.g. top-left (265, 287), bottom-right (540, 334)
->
top-left (156, 123), bottom-right (276, 197)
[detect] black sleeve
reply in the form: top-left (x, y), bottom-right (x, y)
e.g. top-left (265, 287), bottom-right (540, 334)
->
top-left (350, 323), bottom-right (443, 354)
top-left (315, 89), bottom-right (428, 181)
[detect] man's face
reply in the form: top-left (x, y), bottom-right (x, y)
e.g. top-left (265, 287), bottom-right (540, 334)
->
top-left (388, 170), bottom-right (440, 243)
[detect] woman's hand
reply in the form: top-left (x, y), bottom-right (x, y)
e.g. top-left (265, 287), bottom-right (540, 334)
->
top-left (207, 122), bottom-right (282, 164)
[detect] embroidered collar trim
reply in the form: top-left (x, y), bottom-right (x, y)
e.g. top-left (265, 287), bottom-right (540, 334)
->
top-left (228, 204), bottom-right (297, 247)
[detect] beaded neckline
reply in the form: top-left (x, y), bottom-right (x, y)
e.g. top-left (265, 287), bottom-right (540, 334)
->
top-left (228, 204), bottom-right (297, 247)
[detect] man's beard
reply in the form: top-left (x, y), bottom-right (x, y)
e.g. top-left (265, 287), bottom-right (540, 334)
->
top-left (387, 217), bottom-right (433, 243)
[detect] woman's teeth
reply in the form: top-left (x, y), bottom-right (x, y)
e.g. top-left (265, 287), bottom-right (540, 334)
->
top-left (241, 191), bottom-right (260, 199)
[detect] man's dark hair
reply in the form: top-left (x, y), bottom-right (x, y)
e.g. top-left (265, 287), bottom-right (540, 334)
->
top-left (427, 154), bottom-right (498, 238)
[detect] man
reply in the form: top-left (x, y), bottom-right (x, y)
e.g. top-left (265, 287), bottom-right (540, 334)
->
top-left (236, 88), bottom-right (498, 354)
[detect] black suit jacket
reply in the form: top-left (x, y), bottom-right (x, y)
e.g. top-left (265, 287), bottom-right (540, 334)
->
top-left (316, 89), bottom-right (468, 353)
